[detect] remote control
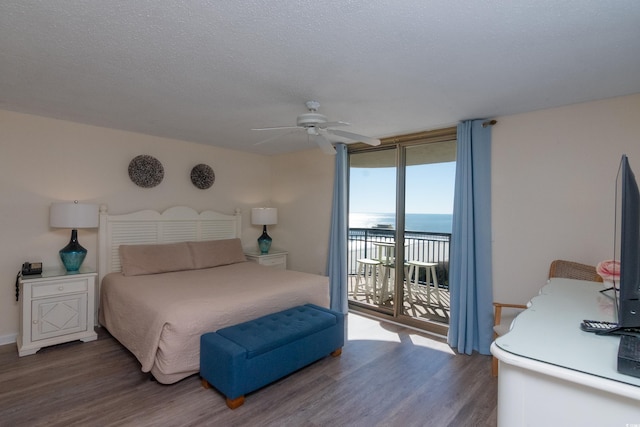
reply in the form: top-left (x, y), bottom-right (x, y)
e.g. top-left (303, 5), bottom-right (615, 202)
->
top-left (580, 319), bottom-right (619, 333)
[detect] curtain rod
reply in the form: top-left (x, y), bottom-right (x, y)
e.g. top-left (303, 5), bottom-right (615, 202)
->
top-left (482, 119), bottom-right (497, 128)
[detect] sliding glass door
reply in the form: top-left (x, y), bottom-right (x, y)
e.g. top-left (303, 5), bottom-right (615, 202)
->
top-left (401, 143), bottom-right (455, 325)
top-left (348, 147), bottom-right (397, 314)
top-left (347, 131), bottom-right (456, 334)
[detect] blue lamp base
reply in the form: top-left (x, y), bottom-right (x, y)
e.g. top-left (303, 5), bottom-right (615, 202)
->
top-left (257, 225), bottom-right (272, 254)
top-left (59, 229), bottom-right (87, 272)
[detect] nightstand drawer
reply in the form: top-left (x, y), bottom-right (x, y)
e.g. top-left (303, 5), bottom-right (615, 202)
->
top-left (261, 257), bottom-right (285, 267)
top-left (32, 279), bottom-right (88, 298)
top-left (244, 249), bottom-right (288, 270)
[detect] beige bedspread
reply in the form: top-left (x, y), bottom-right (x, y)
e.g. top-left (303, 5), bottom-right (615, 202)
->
top-left (99, 261), bottom-right (329, 384)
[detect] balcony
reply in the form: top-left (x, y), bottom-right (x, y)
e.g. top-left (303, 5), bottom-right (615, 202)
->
top-left (348, 227), bottom-right (451, 323)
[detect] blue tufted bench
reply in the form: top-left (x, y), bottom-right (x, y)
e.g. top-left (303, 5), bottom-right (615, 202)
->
top-left (200, 304), bottom-right (344, 409)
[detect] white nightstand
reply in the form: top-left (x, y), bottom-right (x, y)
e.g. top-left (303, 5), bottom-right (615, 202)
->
top-left (17, 268), bottom-right (98, 356)
top-left (244, 248), bottom-right (288, 270)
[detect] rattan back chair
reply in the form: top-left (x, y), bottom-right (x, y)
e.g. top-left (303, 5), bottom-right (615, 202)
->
top-left (548, 260), bottom-right (603, 282)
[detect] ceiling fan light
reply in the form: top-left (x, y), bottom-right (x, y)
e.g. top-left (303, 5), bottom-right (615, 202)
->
top-left (297, 113), bottom-right (327, 127)
top-left (305, 100), bottom-right (321, 111)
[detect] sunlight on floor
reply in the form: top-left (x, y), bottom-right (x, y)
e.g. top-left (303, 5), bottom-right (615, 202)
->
top-left (408, 333), bottom-right (455, 354)
top-left (347, 312), bottom-right (455, 355)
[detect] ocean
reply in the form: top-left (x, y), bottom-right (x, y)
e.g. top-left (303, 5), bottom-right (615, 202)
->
top-left (349, 212), bottom-right (453, 234)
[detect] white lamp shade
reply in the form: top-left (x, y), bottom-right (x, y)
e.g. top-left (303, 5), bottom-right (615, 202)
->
top-left (50, 202), bottom-right (99, 229)
top-left (251, 207), bottom-right (277, 225)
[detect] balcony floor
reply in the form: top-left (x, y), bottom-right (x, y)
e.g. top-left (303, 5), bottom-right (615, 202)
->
top-left (348, 275), bottom-right (450, 324)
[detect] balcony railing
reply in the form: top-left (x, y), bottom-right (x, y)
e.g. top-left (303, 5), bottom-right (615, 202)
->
top-left (348, 228), bottom-right (451, 288)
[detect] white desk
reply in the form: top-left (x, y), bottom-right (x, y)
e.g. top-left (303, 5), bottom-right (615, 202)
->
top-left (491, 278), bottom-right (640, 427)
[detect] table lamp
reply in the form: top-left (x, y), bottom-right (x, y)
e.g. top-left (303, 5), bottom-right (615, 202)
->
top-left (251, 207), bottom-right (277, 254)
top-left (50, 201), bottom-right (99, 271)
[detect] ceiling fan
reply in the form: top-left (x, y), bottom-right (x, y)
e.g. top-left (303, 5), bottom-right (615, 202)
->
top-left (252, 101), bottom-right (381, 154)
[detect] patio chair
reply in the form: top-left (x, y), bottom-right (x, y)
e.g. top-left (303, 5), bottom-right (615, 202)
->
top-left (354, 258), bottom-right (383, 302)
top-left (406, 260), bottom-right (440, 305)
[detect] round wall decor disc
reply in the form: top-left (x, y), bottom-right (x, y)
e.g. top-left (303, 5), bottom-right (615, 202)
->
top-left (128, 155), bottom-right (164, 188)
top-left (191, 163), bottom-right (215, 189)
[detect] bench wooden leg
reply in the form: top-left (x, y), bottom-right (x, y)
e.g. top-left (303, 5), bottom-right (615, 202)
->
top-left (226, 395), bottom-right (245, 409)
top-left (203, 377), bottom-right (244, 409)
top-left (331, 348), bottom-right (342, 357)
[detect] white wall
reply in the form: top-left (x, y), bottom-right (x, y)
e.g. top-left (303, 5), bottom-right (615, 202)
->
top-left (492, 93), bottom-right (640, 303)
top-left (0, 110), bottom-right (272, 340)
top-left (270, 148), bottom-right (335, 276)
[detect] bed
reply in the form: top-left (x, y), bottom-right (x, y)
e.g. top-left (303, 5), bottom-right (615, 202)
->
top-left (97, 206), bottom-right (329, 384)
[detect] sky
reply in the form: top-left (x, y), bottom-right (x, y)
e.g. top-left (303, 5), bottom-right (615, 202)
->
top-left (349, 161), bottom-right (456, 214)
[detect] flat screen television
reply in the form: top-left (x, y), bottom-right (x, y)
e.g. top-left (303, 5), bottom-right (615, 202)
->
top-left (608, 154), bottom-right (640, 336)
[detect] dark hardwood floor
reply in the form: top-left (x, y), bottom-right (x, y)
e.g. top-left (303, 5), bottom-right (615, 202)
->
top-left (0, 313), bottom-right (497, 427)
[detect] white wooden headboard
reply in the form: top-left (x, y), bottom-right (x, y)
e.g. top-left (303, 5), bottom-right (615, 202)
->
top-left (97, 205), bottom-right (242, 286)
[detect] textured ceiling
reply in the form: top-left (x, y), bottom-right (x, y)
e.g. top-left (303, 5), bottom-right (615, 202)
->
top-left (1, 1), bottom-right (639, 155)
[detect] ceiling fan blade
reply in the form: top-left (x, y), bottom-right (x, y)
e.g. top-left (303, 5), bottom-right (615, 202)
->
top-left (252, 126), bottom-right (301, 131)
top-left (327, 129), bottom-right (381, 146)
top-left (313, 133), bottom-right (337, 155)
top-left (316, 121), bottom-right (350, 129)
top-left (254, 129), bottom-right (301, 146)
